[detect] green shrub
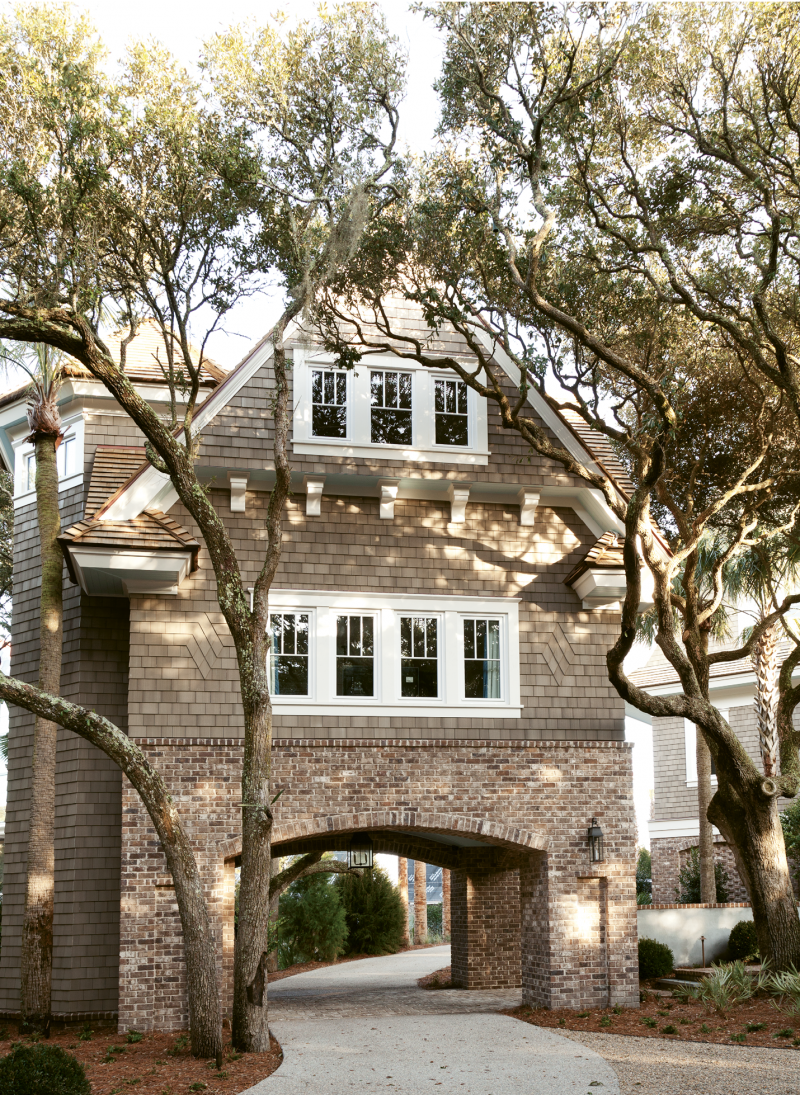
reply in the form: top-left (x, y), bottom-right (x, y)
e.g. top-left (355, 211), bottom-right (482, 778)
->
top-left (0, 1043), bottom-right (90, 1095)
top-left (728, 920), bottom-right (760, 962)
top-left (426, 902), bottom-right (443, 938)
top-left (636, 847), bottom-right (652, 904)
top-left (676, 848), bottom-right (729, 903)
top-left (638, 936), bottom-right (674, 979)
top-left (335, 866), bottom-right (405, 955)
top-left (277, 872), bottom-right (348, 967)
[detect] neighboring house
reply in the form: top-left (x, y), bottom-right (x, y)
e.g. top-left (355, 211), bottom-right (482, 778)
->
top-left (0, 308), bottom-right (642, 1027)
top-left (629, 642), bottom-right (795, 904)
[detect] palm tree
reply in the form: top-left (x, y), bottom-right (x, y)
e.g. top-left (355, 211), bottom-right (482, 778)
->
top-left (16, 345), bottom-right (64, 1034)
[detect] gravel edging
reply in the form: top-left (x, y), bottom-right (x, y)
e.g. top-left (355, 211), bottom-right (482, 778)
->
top-left (557, 1028), bottom-right (800, 1095)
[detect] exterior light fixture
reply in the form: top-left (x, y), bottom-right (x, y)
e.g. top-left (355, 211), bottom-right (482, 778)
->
top-left (348, 833), bottom-right (374, 870)
top-left (587, 818), bottom-right (604, 863)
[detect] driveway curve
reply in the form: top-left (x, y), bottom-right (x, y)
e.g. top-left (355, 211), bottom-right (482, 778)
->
top-left (242, 946), bottom-right (620, 1095)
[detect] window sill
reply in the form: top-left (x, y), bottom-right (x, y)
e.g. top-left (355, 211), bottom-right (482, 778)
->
top-left (14, 472), bottom-right (84, 509)
top-left (292, 439), bottom-right (489, 466)
top-left (271, 700), bottom-right (523, 718)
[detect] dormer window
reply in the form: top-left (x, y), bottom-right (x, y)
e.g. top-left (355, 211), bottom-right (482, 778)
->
top-left (435, 378), bottom-right (469, 446)
top-left (294, 353), bottom-right (488, 465)
top-left (312, 368), bottom-right (347, 438)
top-left (371, 370), bottom-right (412, 444)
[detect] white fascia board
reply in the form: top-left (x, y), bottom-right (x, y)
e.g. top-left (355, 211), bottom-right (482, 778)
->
top-left (101, 331), bottom-right (284, 521)
top-left (470, 326), bottom-right (625, 537)
top-left (643, 674), bottom-right (758, 699)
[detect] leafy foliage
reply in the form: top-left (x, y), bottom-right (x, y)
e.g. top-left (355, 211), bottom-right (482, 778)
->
top-left (426, 902), bottom-right (443, 939)
top-left (638, 937), bottom-right (674, 979)
top-left (780, 801), bottom-right (800, 891)
top-left (335, 866), bottom-right (405, 956)
top-left (277, 871), bottom-right (348, 967)
top-left (728, 920), bottom-right (761, 963)
top-left (636, 847), bottom-right (652, 904)
top-left (676, 848), bottom-right (730, 904)
top-left (0, 1042), bottom-right (90, 1095)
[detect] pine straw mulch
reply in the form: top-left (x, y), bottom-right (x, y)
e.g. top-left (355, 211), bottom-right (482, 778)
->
top-left (417, 967), bottom-right (800, 1050)
top-left (0, 1024), bottom-right (282, 1095)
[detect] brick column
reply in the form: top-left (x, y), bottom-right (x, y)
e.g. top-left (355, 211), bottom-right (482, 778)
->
top-left (414, 860), bottom-right (427, 943)
top-left (450, 866), bottom-right (521, 989)
top-left (519, 853), bottom-right (639, 1010)
top-left (397, 856), bottom-right (410, 945)
top-left (442, 868), bottom-right (451, 937)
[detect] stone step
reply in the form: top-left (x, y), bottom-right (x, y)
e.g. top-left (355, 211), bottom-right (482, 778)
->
top-left (653, 977), bottom-right (701, 992)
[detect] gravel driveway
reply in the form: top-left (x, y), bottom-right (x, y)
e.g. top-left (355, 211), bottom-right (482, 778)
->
top-left (560, 1029), bottom-right (800, 1095)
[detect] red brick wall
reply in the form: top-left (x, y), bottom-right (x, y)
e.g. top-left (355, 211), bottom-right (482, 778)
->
top-left (119, 737), bottom-right (639, 1030)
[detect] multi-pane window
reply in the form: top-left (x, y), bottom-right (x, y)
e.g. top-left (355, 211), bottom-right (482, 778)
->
top-left (24, 452), bottom-right (36, 492)
top-left (370, 371), bottom-right (412, 445)
top-left (269, 613), bottom-right (310, 696)
top-left (336, 615), bottom-right (375, 697)
top-left (434, 378), bottom-right (469, 446)
top-left (312, 368), bottom-right (348, 438)
top-left (400, 616), bottom-right (438, 697)
top-left (57, 435), bottom-right (78, 478)
top-left (463, 618), bottom-right (501, 699)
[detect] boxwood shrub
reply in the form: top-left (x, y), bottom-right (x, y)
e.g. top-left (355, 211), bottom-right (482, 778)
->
top-left (638, 936), bottom-right (674, 979)
top-left (728, 919), bottom-right (760, 962)
top-left (0, 1042), bottom-right (90, 1095)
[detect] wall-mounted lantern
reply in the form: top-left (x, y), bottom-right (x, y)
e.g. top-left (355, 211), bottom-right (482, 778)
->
top-left (348, 833), bottom-right (374, 870)
top-left (587, 818), bottom-right (604, 863)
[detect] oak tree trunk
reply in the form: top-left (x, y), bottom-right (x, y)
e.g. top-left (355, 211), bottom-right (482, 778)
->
top-left (0, 673), bottom-right (223, 1057)
top-left (414, 860), bottom-right (427, 944)
top-left (398, 857), bottom-right (409, 945)
top-left (696, 729), bottom-right (716, 903)
top-left (709, 781), bottom-right (800, 967)
top-left (20, 435), bottom-right (61, 1035)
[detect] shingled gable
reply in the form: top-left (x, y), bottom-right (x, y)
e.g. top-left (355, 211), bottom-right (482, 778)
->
top-left (92, 311), bottom-right (634, 530)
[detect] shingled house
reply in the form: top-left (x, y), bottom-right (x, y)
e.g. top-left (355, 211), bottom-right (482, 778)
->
top-left (0, 310), bottom-right (641, 1028)
top-left (629, 643), bottom-right (797, 904)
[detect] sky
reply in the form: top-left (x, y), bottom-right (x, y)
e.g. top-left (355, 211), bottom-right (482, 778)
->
top-left (0, 0), bottom-right (655, 847)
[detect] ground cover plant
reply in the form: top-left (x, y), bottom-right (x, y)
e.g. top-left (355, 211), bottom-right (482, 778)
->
top-left (0, 1025), bottom-right (281, 1095)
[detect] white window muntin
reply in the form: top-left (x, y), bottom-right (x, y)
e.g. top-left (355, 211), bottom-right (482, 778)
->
top-left (269, 610), bottom-right (314, 699)
top-left (266, 590), bottom-right (520, 717)
top-left (292, 349), bottom-right (489, 465)
top-left (461, 615), bottom-right (505, 702)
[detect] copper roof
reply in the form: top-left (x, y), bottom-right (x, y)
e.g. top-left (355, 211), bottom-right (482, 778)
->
top-left (63, 319), bottom-right (227, 387)
top-left (85, 446), bottom-right (149, 519)
top-left (558, 409), bottom-right (635, 497)
top-left (564, 531), bottom-right (625, 587)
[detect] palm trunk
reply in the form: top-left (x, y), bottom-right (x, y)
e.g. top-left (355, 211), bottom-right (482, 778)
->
top-left (398, 857), bottom-right (409, 945)
top-left (696, 729), bottom-right (716, 903)
top-left (709, 781), bottom-right (800, 967)
top-left (20, 434), bottom-right (61, 1034)
top-left (442, 868), bottom-right (451, 938)
top-left (753, 623), bottom-right (780, 778)
top-left (414, 860), bottom-right (427, 944)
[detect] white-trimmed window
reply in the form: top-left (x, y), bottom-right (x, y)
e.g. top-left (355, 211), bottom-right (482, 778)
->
top-left (435, 378), bottom-right (469, 446)
top-left (336, 614), bottom-right (375, 697)
top-left (13, 414), bottom-right (85, 505)
top-left (371, 370), bottom-right (412, 445)
top-left (400, 615), bottom-right (439, 697)
top-left (463, 617), bottom-right (502, 699)
top-left (293, 350), bottom-right (489, 465)
top-left (269, 612), bottom-right (310, 696)
top-left (311, 368), bottom-right (348, 438)
top-left (684, 716), bottom-right (722, 786)
top-left (266, 589), bottom-right (520, 718)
